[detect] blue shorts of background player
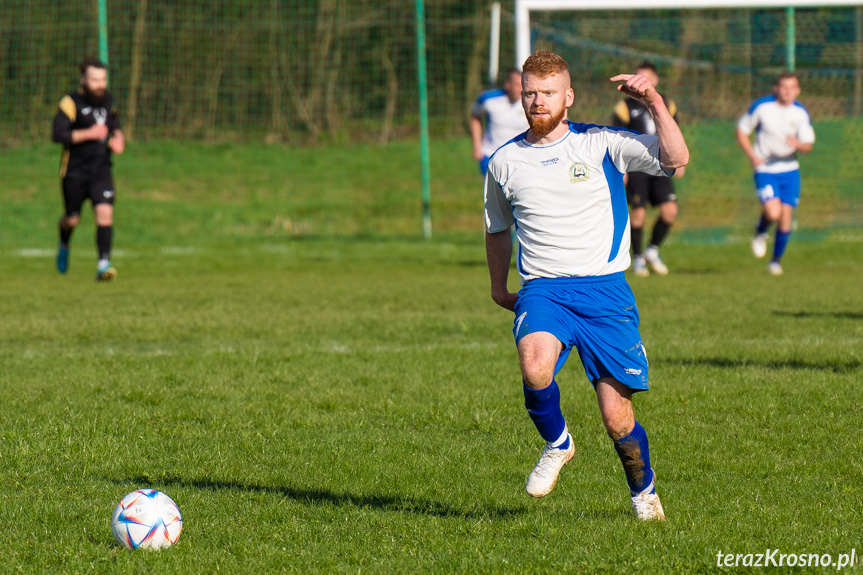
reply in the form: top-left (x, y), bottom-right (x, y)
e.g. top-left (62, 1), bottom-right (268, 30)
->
top-left (512, 273), bottom-right (649, 391)
top-left (754, 169), bottom-right (801, 208)
top-left (479, 155), bottom-right (491, 177)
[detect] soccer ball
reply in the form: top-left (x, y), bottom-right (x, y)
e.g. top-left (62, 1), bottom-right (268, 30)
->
top-left (111, 489), bottom-right (183, 550)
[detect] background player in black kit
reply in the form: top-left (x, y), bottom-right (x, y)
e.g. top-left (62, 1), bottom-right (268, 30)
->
top-left (612, 62), bottom-right (684, 277)
top-left (52, 57), bottom-right (125, 281)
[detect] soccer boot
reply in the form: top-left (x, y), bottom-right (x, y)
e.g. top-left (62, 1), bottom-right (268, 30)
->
top-left (768, 260), bottom-right (783, 276)
top-left (644, 246), bottom-right (669, 275)
top-left (96, 262), bottom-right (117, 282)
top-left (632, 256), bottom-right (649, 277)
top-left (56, 244), bottom-right (69, 274)
top-left (525, 434), bottom-right (575, 498)
top-left (631, 471), bottom-right (665, 521)
top-left (751, 233), bottom-right (768, 259)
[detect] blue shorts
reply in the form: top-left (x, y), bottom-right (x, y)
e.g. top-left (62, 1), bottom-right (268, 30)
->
top-left (479, 155), bottom-right (490, 176)
top-left (512, 273), bottom-right (649, 390)
top-left (754, 170), bottom-right (801, 208)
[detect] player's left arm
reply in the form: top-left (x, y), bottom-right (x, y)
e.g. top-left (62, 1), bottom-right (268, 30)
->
top-left (787, 118), bottom-right (815, 154)
top-left (611, 74), bottom-right (689, 170)
top-left (107, 107), bottom-right (125, 154)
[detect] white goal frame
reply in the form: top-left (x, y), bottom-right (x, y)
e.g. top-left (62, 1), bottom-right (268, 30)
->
top-left (515, 0), bottom-right (863, 68)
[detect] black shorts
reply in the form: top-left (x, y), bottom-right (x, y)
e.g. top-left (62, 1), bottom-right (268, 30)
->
top-left (62, 166), bottom-right (115, 217)
top-left (626, 171), bottom-right (676, 209)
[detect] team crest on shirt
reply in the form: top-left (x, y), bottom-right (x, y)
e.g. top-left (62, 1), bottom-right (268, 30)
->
top-left (569, 162), bottom-right (589, 183)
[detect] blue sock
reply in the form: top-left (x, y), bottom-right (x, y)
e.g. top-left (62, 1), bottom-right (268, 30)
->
top-left (523, 380), bottom-right (568, 449)
top-left (611, 421), bottom-right (655, 495)
top-left (756, 214), bottom-right (771, 235)
top-left (773, 230), bottom-right (791, 261)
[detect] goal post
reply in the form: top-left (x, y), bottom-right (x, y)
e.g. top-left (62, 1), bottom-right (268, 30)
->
top-left (515, 0), bottom-right (863, 68)
top-left (512, 0), bottom-right (863, 238)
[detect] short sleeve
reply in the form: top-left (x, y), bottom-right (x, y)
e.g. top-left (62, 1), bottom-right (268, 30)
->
top-left (605, 129), bottom-right (669, 177)
top-left (797, 113), bottom-right (815, 144)
top-left (484, 171), bottom-right (513, 233)
top-left (737, 110), bottom-right (757, 135)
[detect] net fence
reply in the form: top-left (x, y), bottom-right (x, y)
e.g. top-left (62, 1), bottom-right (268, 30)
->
top-left (1, 1), bottom-right (860, 247)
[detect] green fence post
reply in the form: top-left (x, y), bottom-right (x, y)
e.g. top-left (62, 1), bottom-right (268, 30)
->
top-left (98, 0), bottom-right (109, 67)
top-left (416, 0), bottom-right (432, 239)
top-left (786, 6), bottom-right (795, 71)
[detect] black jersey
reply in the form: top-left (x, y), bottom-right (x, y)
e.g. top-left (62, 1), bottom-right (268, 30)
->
top-left (612, 96), bottom-right (678, 136)
top-left (52, 89), bottom-right (121, 179)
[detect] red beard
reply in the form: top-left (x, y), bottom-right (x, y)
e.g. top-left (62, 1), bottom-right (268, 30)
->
top-left (527, 106), bottom-right (566, 138)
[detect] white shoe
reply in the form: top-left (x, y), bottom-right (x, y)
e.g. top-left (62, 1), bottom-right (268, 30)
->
top-left (752, 233), bottom-right (768, 258)
top-left (632, 256), bottom-right (649, 277)
top-left (644, 246), bottom-right (668, 275)
top-left (630, 471), bottom-right (665, 521)
top-left (525, 435), bottom-right (575, 498)
top-left (769, 261), bottom-right (783, 275)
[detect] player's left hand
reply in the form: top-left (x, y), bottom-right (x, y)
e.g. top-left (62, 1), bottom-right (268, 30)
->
top-left (610, 74), bottom-right (660, 105)
top-left (109, 130), bottom-right (125, 154)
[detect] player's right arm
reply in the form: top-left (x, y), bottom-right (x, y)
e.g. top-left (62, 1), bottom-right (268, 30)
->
top-left (735, 107), bottom-right (764, 168)
top-left (52, 95), bottom-right (107, 145)
top-left (486, 230), bottom-right (516, 311)
top-left (469, 114), bottom-right (485, 162)
top-left (484, 171), bottom-right (517, 311)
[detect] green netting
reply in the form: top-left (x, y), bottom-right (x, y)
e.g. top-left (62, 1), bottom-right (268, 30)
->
top-left (1, 2), bottom-right (861, 247)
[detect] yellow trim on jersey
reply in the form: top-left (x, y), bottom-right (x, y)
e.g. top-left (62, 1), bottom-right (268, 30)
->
top-left (667, 99), bottom-right (678, 117)
top-left (614, 100), bottom-right (630, 124)
top-left (59, 148), bottom-right (70, 178)
top-left (59, 95), bottom-right (76, 122)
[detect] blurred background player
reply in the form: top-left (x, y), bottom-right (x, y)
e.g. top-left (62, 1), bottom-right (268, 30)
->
top-left (736, 72), bottom-right (814, 275)
top-left (52, 57), bottom-right (125, 281)
top-left (612, 61), bottom-right (684, 277)
top-left (470, 68), bottom-right (529, 176)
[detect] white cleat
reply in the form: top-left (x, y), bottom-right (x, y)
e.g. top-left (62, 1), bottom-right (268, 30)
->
top-left (525, 435), bottom-right (575, 498)
top-left (768, 261), bottom-right (784, 276)
top-left (631, 472), bottom-right (665, 521)
top-left (751, 233), bottom-right (768, 259)
top-left (631, 492), bottom-right (666, 521)
top-left (632, 256), bottom-right (649, 277)
top-left (644, 246), bottom-right (669, 276)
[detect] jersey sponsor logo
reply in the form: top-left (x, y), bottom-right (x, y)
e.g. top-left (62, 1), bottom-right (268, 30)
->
top-left (93, 108), bottom-right (107, 125)
top-left (81, 106), bottom-right (92, 115)
top-left (541, 157), bottom-right (559, 166)
top-left (569, 162), bottom-right (590, 183)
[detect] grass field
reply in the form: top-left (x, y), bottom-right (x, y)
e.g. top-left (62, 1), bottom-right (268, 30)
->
top-left (2, 236), bottom-right (862, 573)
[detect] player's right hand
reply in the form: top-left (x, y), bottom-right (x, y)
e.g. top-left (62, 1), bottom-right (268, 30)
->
top-left (749, 154), bottom-right (765, 168)
top-left (492, 291), bottom-right (518, 311)
top-left (90, 124), bottom-right (109, 141)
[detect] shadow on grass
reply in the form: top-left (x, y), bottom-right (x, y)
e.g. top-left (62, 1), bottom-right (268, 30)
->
top-left (773, 310), bottom-right (863, 320)
top-left (658, 357), bottom-right (861, 374)
top-left (114, 474), bottom-right (528, 521)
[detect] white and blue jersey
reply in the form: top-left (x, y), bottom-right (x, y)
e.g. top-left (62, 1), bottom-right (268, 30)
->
top-left (484, 122), bottom-right (672, 283)
top-left (472, 89), bottom-right (529, 160)
top-left (737, 95), bottom-right (815, 175)
top-left (484, 121), bottom-right (671, 389)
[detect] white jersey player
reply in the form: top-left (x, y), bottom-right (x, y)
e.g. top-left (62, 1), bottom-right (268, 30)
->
top-left (470, 69), bottom-right (530, 176)
top-left (484, 50), bottom-right (688, 520)
top-left (736, 73), bottom-right (815, 275)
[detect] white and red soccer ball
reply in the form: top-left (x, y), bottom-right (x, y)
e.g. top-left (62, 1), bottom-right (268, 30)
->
top-left (111, 489), bottom-right (183, 550)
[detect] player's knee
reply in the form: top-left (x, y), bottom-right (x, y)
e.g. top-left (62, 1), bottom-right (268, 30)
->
top-left (603, 415), bottom-right (634, 440)
top-left (63, 215), bottom-right (80, 228)
top-left (519, 356), bottom-right (554, 389)
top-left (661, 202), bottom-right (678, 222)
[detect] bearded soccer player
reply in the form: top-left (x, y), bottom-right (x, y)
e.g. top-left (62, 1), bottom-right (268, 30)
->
top-left (736, 73), bottom-right (814, 275)
top-left (52, 57), bottom-right (125, 281)
top-left (484, 50), bottom-right (688, 520)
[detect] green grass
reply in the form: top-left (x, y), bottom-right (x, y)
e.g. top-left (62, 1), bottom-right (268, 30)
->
top-left (1, 237), bottom-right (862, 573)
top-left (4, 120), bottom-right (863, 248)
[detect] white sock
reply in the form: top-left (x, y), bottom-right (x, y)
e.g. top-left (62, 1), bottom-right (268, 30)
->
top-left (549, 426), bottom-right (569, 449)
